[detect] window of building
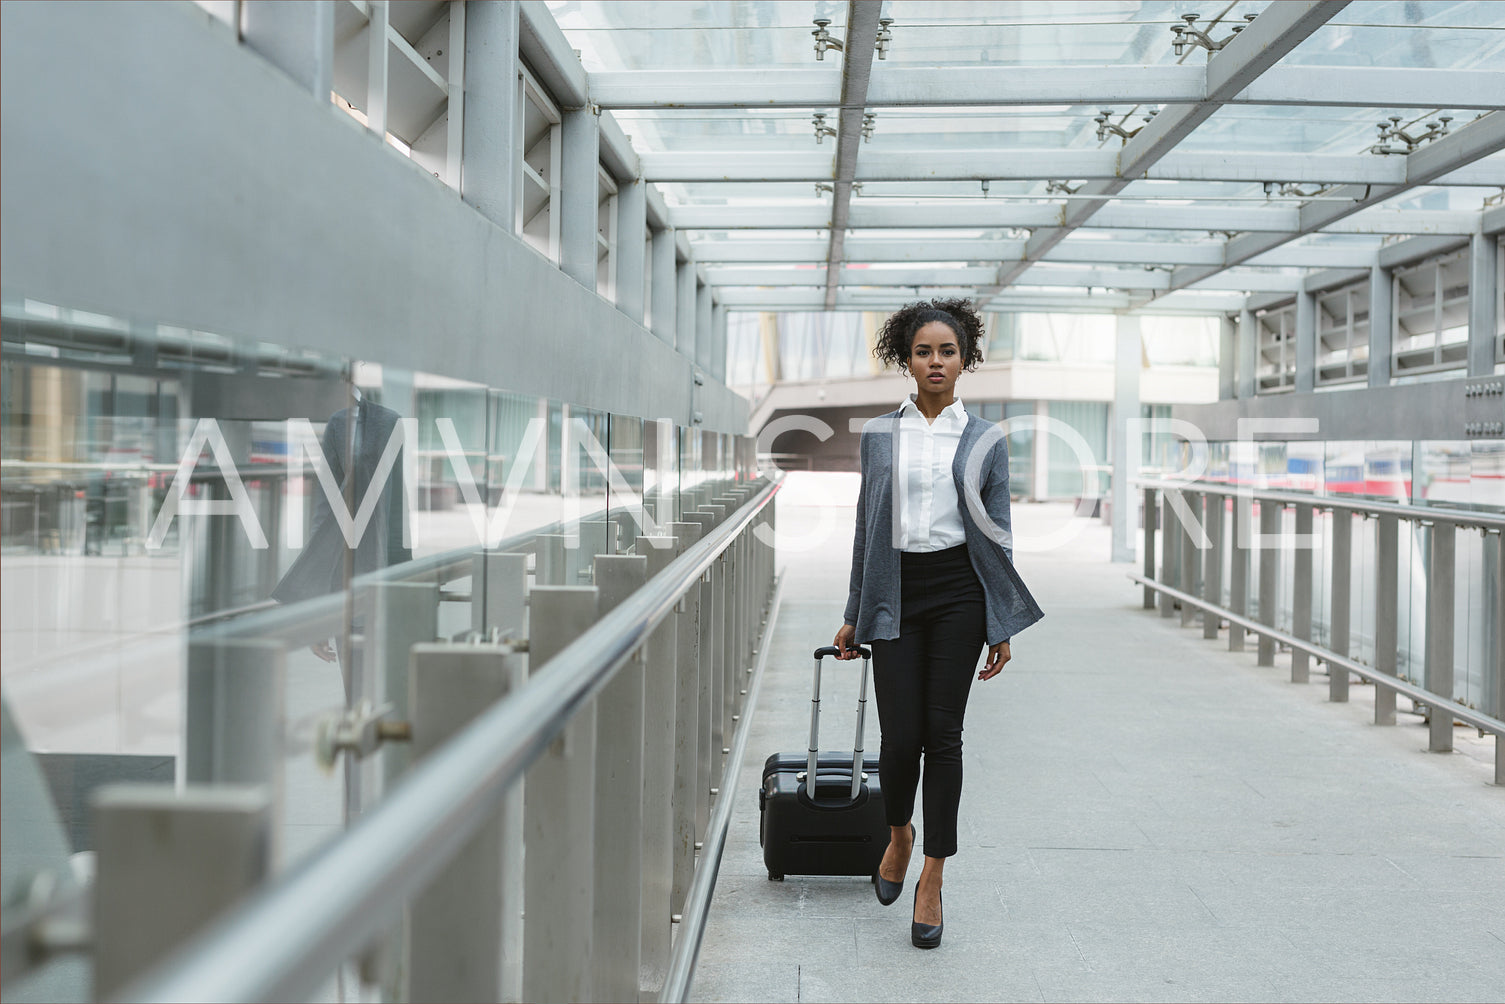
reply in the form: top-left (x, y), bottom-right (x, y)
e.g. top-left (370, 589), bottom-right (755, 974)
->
top-left (1392, 249), bottom-right (1470, 379)
top-left (1315, 279), bottom-right (1370, 386)
top-left (597, 166), bottom-right (618, 302)
top-left (331, 1), bottom-right (463, 188)
top-left (1255, 301), bottom-right (1296, 393)
top-left (518, 66), bottom-right (561, 263)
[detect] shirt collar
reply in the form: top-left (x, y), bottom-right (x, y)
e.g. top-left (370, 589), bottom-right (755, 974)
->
top-left (900, 393), bottom-right (967, 426)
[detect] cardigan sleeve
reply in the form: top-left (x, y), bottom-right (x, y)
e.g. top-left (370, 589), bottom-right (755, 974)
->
top-left (843, 431), bottom-right (868, 626)
top-left (983, 433), bottom-right (1013, 565)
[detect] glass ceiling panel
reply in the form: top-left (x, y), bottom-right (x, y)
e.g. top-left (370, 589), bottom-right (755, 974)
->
top-left (875, 1), bottom-right (1262, 67)
top-left (1376, 185), bottom-right (1502, 213)
top-left (547, 1), bottom-right (850, 71)
top-left (863, 105), bottom-right (1102, 151)
top-left (613, 109), bottom-right (828, 153)
top-left (1175, 104), bottom-right (1496, 157)
top-left (1280, 2), bottom-right (1505, 69)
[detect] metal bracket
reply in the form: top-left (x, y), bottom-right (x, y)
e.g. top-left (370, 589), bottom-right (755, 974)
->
top-left (0, 866), bottom-right (92, 979)
top-left (314, 701), bottom-right (412, 771)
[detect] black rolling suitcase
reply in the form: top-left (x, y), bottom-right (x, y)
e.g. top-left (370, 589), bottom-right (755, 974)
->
top-left (758, 645), bottom-right (888, 881)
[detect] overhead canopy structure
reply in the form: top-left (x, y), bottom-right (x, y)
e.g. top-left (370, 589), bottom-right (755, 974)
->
top-left (546, 0), bottom-right (1505, 315)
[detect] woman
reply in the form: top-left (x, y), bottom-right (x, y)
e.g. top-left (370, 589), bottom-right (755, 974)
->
top-left (832, 298), bottom-right (1043, 949)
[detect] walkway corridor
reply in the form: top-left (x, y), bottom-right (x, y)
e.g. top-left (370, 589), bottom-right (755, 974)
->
top-left (693, 474), bottom-right (1505, 1003)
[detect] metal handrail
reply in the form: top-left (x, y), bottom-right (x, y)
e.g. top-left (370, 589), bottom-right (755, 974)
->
top-left (1130, 572), bottom-right (1505, 740)
top-left (122, 474), bottom-right (781, 1003)
top-left (1134, 477), bottom-right (1505, 531)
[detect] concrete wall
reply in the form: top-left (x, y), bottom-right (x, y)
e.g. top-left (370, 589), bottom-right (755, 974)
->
top-left (0, 1), bottom-right (746, 435)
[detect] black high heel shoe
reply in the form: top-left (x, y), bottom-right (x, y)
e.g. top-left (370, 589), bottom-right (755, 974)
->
top-left (874, 823), bottom-right (915, 906)
top-left (911, 887), bottom-right (943, 949)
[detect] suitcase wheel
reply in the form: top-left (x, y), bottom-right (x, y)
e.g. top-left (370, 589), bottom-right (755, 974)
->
top-left (767, 872), bottom-right (784, 882)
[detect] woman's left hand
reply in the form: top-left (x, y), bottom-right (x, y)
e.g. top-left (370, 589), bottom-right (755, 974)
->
top-left (979, 641), bottom-right (1011, 681)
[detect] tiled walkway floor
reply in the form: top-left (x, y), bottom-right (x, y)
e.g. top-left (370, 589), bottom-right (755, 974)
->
top-left (692, 474), bottom-right (1504, 1003)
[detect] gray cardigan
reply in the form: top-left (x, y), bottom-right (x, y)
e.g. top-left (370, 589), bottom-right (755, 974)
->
top-left (843, 408), bottom-right (1044, 646)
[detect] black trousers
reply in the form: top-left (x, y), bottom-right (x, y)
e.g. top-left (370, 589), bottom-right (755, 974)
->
top-left (869, 544), bottom-right (987, 859)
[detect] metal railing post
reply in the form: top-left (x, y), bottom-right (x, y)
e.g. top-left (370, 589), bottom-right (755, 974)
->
top-left (407, 642), bottom-right (525, 1003)
top-left (1159, 491), bottom-right (1177, 618)
top-left (537, 533), bottom-right (568, 586)
top-left (184, 638), bottom-right (284, 865)
top-left (93, 785), bottom-right (272, 1001)
top-left (473, 550), bottom-right (529, 639)
top-left (577, 519), bottom-right (619, 582)
top-left (1257, 502), bottom-right (1279, 666)
top-left (700, 503), bottom-right (729, 788)
top-left (523, 586), bottom-right (600, 1004)
top-left (591, 553), bottom-right (650, 1003)
top-left (1488, 528), bottom-right (1505, 785)
top-left (1180, 490), bottom-right (1199, 629)
top-left (1291, 503), bottom-right (1314, 684)
top-left (370, 580), bottom-right (440, 795)
top-left (680, 510), bottom-right (717, 839)
top-left (1229, 494), bottom-right (1250, 652)
top-left (1374, 514), bottom-right (1400, 725)
top-left (1143, 486), bottom-right (1157, 610)
top-left (1203, 492), bottom-right (1223, 640)
top-left (1328, 508), bottom-right (1352, 703)
top-left (665, 520), bottom-right (704, 918)
top-left (1425, 520), bottom-right (1456, 753)
top-left (635, 535), bottom-right (681, 998)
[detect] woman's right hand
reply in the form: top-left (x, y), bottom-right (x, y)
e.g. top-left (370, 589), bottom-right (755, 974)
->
top-left (833, 623), bottom-right (858, 659)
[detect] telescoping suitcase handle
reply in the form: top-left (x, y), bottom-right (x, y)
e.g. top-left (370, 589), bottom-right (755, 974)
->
top-left (806, 646), bottom-right (874, 800)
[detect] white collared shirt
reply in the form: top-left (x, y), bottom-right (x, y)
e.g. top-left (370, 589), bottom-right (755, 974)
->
top-left (895, 393), bottom-right (968, 552)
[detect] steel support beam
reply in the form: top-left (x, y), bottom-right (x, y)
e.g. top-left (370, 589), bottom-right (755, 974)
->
top-left (641, 148), bottom-right (1505, 187)
top-left (703, 264), bottom-right (1297, 293)
top-left (985, 1), bottom-right (1351, 302)
top-left (592, 65), bottom-right (1505, 112)
top-left (823, 1), bottom-right (884, 309)
top-left (689, 237), bottom-right (1378, 270)
top-left (1167, 110), bottom-right (1505, 296)
top-left (671, 202), bottom-right (1470, 234)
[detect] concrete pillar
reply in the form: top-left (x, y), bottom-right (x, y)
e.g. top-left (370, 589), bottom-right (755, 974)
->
top-left (695, 281), bottom-right (713, 371)
top-left (459, 0), bottom-right (520, 232)
top-left (1294, 287), bottom-right (1316, 393)
top-left (1368, 262), bottom-right (1394, 386)
top-left (711, 302), bottom-right (728, 383)
top-left (1237, 307), bottom-right (1257, 398)
top-left (1218, 313), bottom-right (1236, 400)
top-left (1470, 230), bottom-right (1499, 377)
top-left (242, 1), bottom-right (334, 97)
top-left (616, 178), bottom-right (647, 324)
top-left (560, 106), bottom-right (600, 290)
top-left (1111, 314), bottom-right (1140, 564)
top-left (1032, 400), bottom-right (1050, 501)
top-left (677, 259), bottom-right (698, 358)
top-left (651, 228), bottom-right (677, 345)
top-left (364, 0), bottom-right (389, 136)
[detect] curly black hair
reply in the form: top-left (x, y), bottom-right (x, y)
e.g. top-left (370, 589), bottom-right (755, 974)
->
top-left (872, 298), bottom-right (986, 374)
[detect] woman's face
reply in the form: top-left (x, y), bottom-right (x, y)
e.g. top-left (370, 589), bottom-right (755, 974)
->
top-left (908, 320), bottom-right (963, 395)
